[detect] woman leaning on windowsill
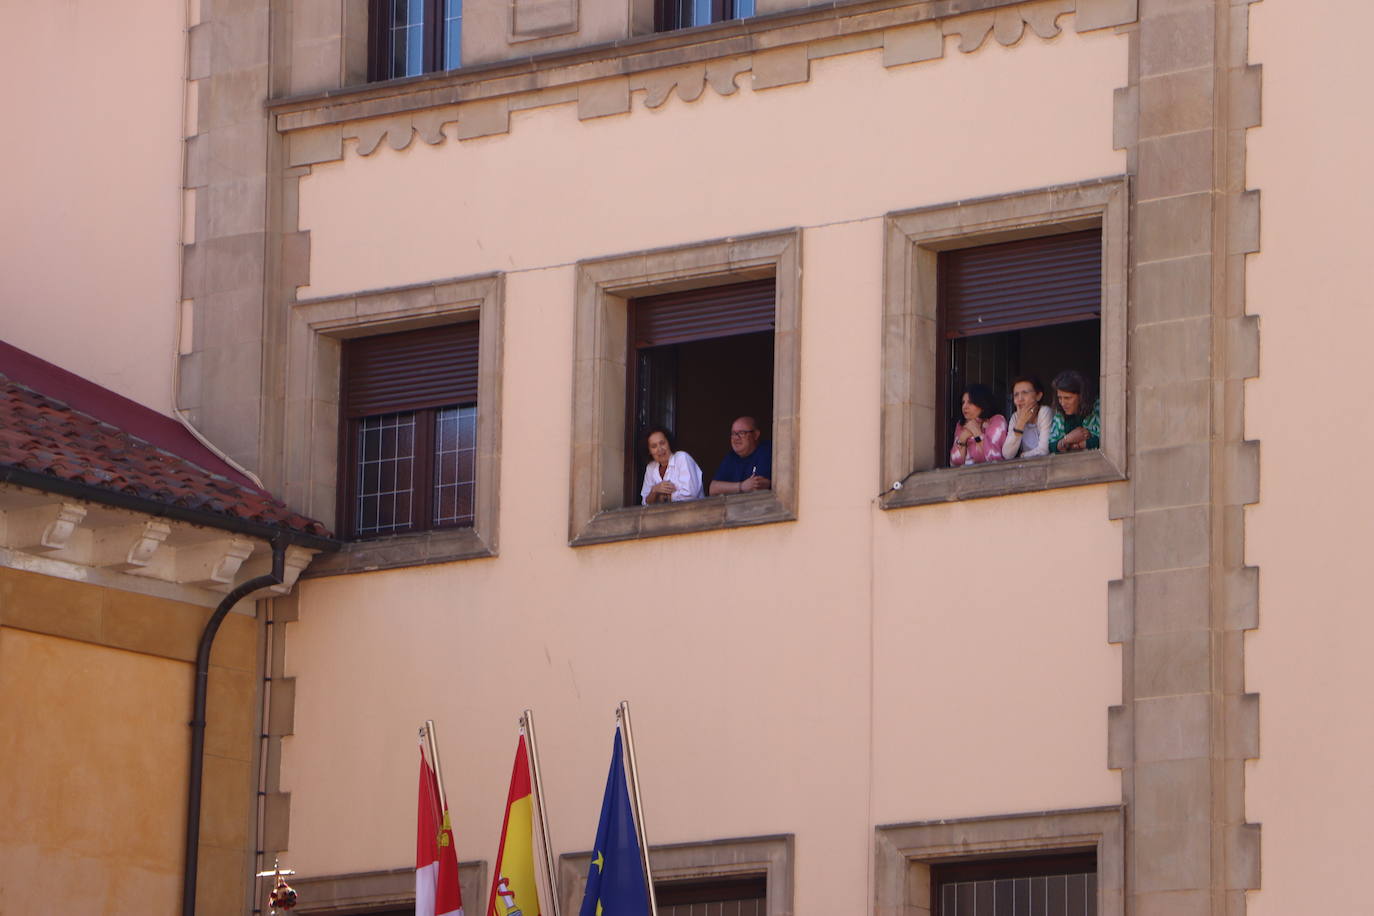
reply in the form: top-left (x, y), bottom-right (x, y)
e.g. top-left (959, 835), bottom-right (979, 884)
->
top-left (1002, 375), bottom-right (1054, 459)
top-left (1048, 368), bottom-right (1102, 454)
top-left (950, 383), bottom-right (1008, 467)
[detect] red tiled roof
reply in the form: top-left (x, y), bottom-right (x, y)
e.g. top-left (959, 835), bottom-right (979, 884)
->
top-left (0, 344), bottom-right (331, 538)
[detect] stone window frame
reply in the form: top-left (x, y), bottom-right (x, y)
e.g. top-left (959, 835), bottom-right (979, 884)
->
top-left (558, 833), bottom-right (793, 915)
top-left (879, 177), bottom-right (1129, 510)
top-left (287, 273), bottom-right (504, 577)
top-left (569, 230), bottom-right (801, 546)
top-left (288, 863), bottom-right (486, 914)
top-left (874, 807), bottom-right (1124, 916)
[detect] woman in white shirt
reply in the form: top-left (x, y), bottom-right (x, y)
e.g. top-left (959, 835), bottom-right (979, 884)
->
top-left (1002, 376), bottom-right (1053, 459)
top-left (640, 427), bottom-right (704, 505)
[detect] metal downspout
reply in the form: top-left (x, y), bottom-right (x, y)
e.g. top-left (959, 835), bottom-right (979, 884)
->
top-left (182, 538), bottom-right (287, 916)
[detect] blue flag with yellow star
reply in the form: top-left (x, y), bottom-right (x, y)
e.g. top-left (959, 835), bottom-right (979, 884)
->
top-left (577, 727), bottom-right (650, 916)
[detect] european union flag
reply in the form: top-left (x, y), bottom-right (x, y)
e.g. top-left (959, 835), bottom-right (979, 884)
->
top-left (577, 727), bottom-right (650, 916)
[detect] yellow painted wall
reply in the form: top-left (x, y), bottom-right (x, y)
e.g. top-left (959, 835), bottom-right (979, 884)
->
top-left (284, 28), bottom-right (1126, 914)
top-left (0, 627), bottom-right (190, 914)
top-left (0, 0), bottom-right (185, 411)
top-left (1244, 4), bottom-right (1374, 913)
top-left (0, 568), bottom-right (262, 916)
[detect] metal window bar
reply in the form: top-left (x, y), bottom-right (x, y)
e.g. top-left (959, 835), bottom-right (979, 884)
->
top-left (940, 872), bottom-right (1096, 916)
top-left (355, 412), bottom-right (416, 534)
top-left (433, 405), bottom-right (477, 527)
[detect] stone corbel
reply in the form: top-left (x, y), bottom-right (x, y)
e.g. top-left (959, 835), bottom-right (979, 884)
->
top-left (93, 520), bottom-right (173, 572)
top-left (179, 536), bottom-right (257, 590)
top-left (3, 502), bottom-right (88, 554)
top-left (249, 545), bottom-right (318, 598)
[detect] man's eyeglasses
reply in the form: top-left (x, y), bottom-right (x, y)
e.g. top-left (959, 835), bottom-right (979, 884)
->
top-left (730, 430), bottom-right (757, 439)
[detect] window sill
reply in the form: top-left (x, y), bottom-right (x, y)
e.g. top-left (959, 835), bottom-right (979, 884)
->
top-left (570, 492), bottom-right (793, 546)
top-left (302, 526), bottom-right (495, 577)
top-left (880, 449), bottom-right (1125, 511)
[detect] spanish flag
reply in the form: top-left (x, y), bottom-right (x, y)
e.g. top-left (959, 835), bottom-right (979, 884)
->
top-left (487, 734), bottom-right (544, 916)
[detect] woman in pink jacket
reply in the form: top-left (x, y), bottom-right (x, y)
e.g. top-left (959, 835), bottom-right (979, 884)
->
top-left (950, 383), bottom-right (1008, 467)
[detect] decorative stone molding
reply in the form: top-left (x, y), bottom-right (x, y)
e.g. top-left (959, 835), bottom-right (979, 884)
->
top-left (95, 520), bottom-right (173, 571)
top-left (875, 807), bottom-right (1124, 916)
top-left (274, 0), bottom-right (1138, 163)
top-left (4, 502), bottom-right (89, 553)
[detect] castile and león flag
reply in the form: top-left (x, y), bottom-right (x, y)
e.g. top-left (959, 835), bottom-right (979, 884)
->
top-left (307, 707), bottom-right (657, 916)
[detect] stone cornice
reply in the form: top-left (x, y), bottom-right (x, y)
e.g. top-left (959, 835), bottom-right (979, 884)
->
top-left (274, 0), bottom-right (1136, 163)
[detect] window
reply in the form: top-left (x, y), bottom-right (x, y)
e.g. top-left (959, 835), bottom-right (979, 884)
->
top-left (369, 0), bottom-right (462, 81)
top-left (937, 229), bottom-right (1102, 467)
top-left (569, 231), bottom-right (801, 546)
top-left (656, 0), bottom-right (755, 31)
top-left (341, 323), bottom-right (479, 538)
top-left (284, 272), bottom-right (503, 575)
top-left (658, 873), bottom-right (767, 916)
top-left (874, 808), bottom-right (1122, 916)
top-left (880, 178), bottom-right (1128, 509)
top-left (559, 835), bottom-right (792, 916)
top-left (626, 279), bottom-right (775, 505)
top-left (933, 852), bottom-right (1097, 916)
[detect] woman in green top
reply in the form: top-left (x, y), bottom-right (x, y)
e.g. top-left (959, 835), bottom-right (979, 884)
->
top-left (1049, 369), bottom-right (1101, 453)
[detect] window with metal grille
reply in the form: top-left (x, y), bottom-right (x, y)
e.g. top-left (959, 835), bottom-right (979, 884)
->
top-left (933, 852), bottom-right (1097, 916)
top-left (625, 278), bottom-right (775, 505)
top-left (937, 228), bottom-right (1102, 466)
top-left (656, 873), bottom-right (767, 916)
top-left (656, 0), bottom-right (755, 31)
top-left (341, 323), bottom-right (478, 538)
top-left (369, 0), bottom-right (462, 81)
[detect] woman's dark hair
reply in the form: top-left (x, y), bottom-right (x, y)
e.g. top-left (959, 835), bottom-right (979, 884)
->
top-left (645, 425), bottom-right (675, 454)
top-left (1011, 375), bottom-right (1045, 397)
top-left (961, 383), bottom-right (999, 420)
top-left (1051, 369), bottom-right (1095, 416)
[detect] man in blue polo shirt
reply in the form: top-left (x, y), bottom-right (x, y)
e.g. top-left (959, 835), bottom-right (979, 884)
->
top-left (708, 416), bottom-right (772, 495)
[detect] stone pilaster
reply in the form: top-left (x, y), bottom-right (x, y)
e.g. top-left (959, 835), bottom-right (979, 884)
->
top-left (1110, 1), bottom-right (1262, 912)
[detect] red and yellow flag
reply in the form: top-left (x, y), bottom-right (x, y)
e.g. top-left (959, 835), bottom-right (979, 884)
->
top-left (486, 734), bottom-right (543, 916)
top-left (417, 745), bottom-right (464, 916)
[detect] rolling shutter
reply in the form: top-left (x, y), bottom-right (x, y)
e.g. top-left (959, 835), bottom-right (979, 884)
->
top-left (343, 322), bottom-right (479, 418)
top-left (941, 229), bottom-right (1101, 338)
top-left (632, 278), bottom-right (775, 348)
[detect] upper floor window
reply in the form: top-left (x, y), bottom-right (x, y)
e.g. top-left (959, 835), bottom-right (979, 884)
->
top-left (626, 279), bottom-right (775, 505)
top-left (341, 322), bottom-right (478, 538)
top-left (939, 229), bottom-right (1102, 468)
top-left (370, 0), bottom-right (462, 81)
top-left (656, 0), bottom-right (754, 31)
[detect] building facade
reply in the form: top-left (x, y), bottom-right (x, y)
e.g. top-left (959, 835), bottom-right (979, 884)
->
top-left (2, 0), bottom-right (1371, 913)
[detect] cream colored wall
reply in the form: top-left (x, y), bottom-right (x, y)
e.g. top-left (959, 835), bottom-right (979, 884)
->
top-left (1244, 5), bottom-right (1374, 913)
top-left (284, 28), bottom-right (1126, 913)
top-left (0, 627), bottom-right (191, 915)
top-left (0, 0), bottom-right (184, 412)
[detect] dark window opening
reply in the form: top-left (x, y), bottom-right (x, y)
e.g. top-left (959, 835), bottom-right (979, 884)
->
top-left (341, 323), bottom-right (478, 538)
top-left (369, 0), bottom-right (461, 81)
top-left (625, 279), bottom-right (775, 506)
top-left (655, 0), bottom-right (755, 31)
top-left (657, 873), bottom-right (767, 916)
top-left (937, 228), bottom-right (1102, 465)
top-left (933, 851), bottom-right (1097, 916)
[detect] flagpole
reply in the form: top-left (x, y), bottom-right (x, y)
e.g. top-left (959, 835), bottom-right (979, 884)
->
top-left (616, 701), bottom-right (658, 916)
top-left (521, 708), bottom-right (563, 916)
top-left (423, 719), bottom-right (448, 811)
